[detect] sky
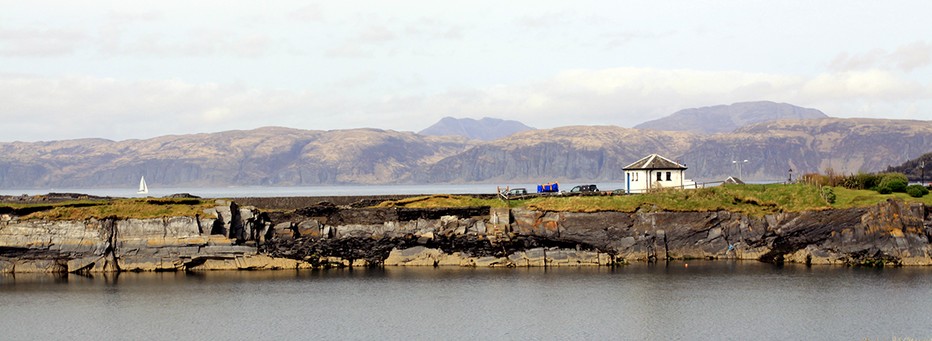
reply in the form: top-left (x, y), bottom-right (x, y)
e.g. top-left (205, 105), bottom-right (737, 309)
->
top-left (2, 1), bottom-right (931, 142)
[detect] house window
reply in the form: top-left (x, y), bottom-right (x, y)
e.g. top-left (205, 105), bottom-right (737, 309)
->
top-left (666, 172), bottom-right (672, 181)
top-left (657, 172), bottom-right (662, 182)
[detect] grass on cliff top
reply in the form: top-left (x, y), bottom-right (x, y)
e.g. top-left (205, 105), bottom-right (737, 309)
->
top-left (374, 195), bottom-right (507, 209)
top-left (16, 198), bottom-right (216, 220)
top-left (831, 186), bottom-right (932, 208)
top-left (521, 184), bottom-right (831, 215)
top-left (375, 184), bottom-right (932, 216)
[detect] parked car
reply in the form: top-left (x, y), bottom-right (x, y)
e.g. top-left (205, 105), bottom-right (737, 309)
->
top-left (569, 184), bottom-right (599, 193)
top-left (504, 188), bottom-right (528, 196)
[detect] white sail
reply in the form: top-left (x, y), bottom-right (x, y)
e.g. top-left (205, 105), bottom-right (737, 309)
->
top-left (137, 176), bottom-right (149, 194)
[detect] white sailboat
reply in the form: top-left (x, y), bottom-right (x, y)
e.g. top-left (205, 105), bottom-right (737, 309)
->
top-left (137, 176), bottom-right (149, 194)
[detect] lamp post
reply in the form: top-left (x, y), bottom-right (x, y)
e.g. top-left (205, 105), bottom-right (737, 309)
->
top-left (732, 159), bottom-right (749, 179)
top-left (788, 168), bottom-right (793, 184)
top-left (921, 160), bottom-right (925, 185)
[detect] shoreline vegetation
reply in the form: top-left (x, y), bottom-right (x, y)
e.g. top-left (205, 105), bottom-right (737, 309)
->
top-left (3, 182), bottom-right (929, 221)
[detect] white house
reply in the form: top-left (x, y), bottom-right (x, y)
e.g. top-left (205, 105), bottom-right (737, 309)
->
top-left (623, 154), bottom-right (690, 194)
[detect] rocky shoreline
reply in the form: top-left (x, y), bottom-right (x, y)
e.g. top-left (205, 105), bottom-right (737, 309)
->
top-left (1, 197), bottom-right (931, 273)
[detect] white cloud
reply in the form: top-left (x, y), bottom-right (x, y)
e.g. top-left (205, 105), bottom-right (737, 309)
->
top-left (2, 65), bottom-right (930, 142)
top-left (830, 41), bottom-right (932, 73)
top-left (0, 75), bottom-right (343, 141)
top-left (892, 41), bottom-right (932, 72)
top-left (288, 4), bottom-right (324, 22)
top-left (355, 26), bottom-right (395, 43)
top-left (800, 70), bottom-right (926, 101)
top-left (0, 27), bottom-right (88, 56)
top-left (374, 67), bottom-right (932, 129)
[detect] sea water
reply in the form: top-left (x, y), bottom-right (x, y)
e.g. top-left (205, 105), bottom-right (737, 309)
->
top-left (0, 183), bottom-right (629, 198)
top-left (1, 261), bottom-right (931, 340)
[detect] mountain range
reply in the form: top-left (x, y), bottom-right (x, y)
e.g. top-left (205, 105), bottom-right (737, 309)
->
top-left (1, 102), bottom-right (930, 188)
top-left (634, 101), bottom-right (828, 134)
top-left (418, 117), bottom-right (534, 141)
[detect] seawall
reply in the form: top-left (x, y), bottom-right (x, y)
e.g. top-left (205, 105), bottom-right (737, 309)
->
top-left (1, 198), bottom-right (930, 272)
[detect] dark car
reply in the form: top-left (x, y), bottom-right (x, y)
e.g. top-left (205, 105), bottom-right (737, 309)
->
top-left (504, 188), bottom-right (528, 196)
top-left (569, 184), bottom-right (599, 193)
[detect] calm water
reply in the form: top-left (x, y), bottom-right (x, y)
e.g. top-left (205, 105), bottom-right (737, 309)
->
top-left (2, 261), bottom-right (931, 340)
top-left (0, 183), bottom-right (629, 198)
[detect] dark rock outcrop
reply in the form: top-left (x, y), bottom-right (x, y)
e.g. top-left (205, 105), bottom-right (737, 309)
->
top-left (2, 198), bottom-right (930, 272)
top-left (263, 198), bottom-right (932, 267)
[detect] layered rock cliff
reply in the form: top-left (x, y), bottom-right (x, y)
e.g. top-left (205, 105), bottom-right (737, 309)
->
top-left (0, 201), bottom-right (308, 273)
top-left (259, 199), bottom-right (931, 267)
top-left (2, 198), bottom-right (930, 272)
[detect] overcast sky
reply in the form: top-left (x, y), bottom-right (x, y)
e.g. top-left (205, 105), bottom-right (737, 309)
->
top-left (2, 1), bottom-right (931, 142)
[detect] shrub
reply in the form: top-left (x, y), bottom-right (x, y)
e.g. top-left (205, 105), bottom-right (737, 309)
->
top-left (821, 186), bottom-right (836, 204)
top-left (800, 173), bottom-right (826, 186)
top-left (878, 173), bottom-right (909, 193)
top-left (906, 185), bottom-right (930, 198)
top-left (877, 186), bottom-right (893, 194)
top-left (842, 173), bottom-right (882, 190)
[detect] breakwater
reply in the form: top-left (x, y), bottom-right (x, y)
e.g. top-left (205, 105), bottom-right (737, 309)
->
top-left (1, 197), bottom-right (930, 272)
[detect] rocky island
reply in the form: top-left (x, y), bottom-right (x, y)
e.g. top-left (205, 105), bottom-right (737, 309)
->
top-left (1, 183), bottom-right (931, 273)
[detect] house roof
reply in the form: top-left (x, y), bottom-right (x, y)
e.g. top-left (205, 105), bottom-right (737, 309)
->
top-left (724, 176), bottom-right (745, 185)
top-left (623, 154), bottom-right (687, 170)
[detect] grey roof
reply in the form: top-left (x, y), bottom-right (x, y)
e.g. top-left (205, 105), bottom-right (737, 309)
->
top-left (623, 154), bottom-right (687, 170)
top-left (724, 176), bottom-right (745, 185)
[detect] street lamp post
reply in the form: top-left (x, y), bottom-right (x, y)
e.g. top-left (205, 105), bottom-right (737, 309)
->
top-left (788, 168), bottom-right (793, 183)
top-left (732, 159), bottom-right (749, 179)
top-left (921, 160), bottom-right (925, 185)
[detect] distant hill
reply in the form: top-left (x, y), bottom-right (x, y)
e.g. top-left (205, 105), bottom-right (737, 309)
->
top-left (0, 127), bottom-right (472, 188)
top-left (885, 152), bottom-right (932, 182)
top-left (2, 117), bottom-right (932, 188)
top-left (634, 101), bottom-right (829, 134)
top-left (679, 118), bottom-right (932, 180)
top-left (418, 117), bottom-right (534, 141)
top-left (414, 118), bottom-right (932, 183)
top-left (414, 126), bottom-right (695, 183)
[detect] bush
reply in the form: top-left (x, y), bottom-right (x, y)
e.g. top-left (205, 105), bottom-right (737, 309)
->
top-left (906, 185), bottom-right (930, 198)
top-left (801, 173), bottom-right (826, 186)
top-left (842, 173), bottom-right (882, 190)
top-left (821, 187), bottom-right (836, 204)
top-left (878, 173), bottom-right (909, 193)
top-left (877, 186), bottom-right (893, 194)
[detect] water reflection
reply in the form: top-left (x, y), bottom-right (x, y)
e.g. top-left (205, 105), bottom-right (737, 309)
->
top-left (1, 261), bottom-right (931, 340)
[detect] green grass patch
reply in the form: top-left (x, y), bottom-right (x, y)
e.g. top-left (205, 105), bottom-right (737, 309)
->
top-left (832, 186), bottom-right (932, 208)
top-left (13, 198), bottom-right (216, 220)
top-left (522, 184), bottom-right (831, 216)
top-left (375, 184), bottom-right (921, 216)
top-left (8, 183), bottom-right (930, 221)
top-left (374, 195), bottom-right (507, 209)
